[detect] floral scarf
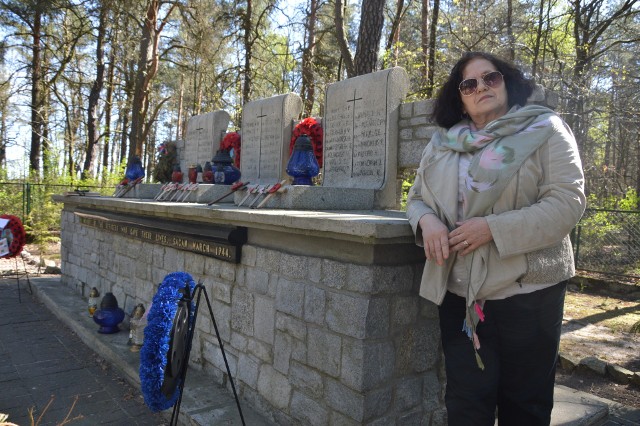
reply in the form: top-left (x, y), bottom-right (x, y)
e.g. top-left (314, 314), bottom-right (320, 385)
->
top-left (432, 104), bottom-right (556, 220)
top-left (431, 104), bottom-right (559, 369)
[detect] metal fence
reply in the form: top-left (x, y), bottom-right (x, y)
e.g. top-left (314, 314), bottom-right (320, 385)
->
top-left (574, 208), bottom-right (640, 279)
top-left (0, 182), bottom-right (108, 222)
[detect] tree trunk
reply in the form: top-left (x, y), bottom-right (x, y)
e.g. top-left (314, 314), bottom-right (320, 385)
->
top-left (532, 0), bottom-right (545, 81)
top-left (0, 100), bottom-right (6, 168)
top-left (29, 2), bottom-right (44, 177)
top-left (83, 2), bottom-right (107, 179)
top-left (420, 0), bottom-right (429, 86)
top-left (426, 0), bottom-right (439, 97)
top-left (385, 0), bottom-right (405, 67)
top-left (506, 0), bottom-right (515, 61)
top-left (353, 0), bottom-right (385, 76)
top-left (301, 0), bottom-right (318, 116)
top-left (102, 33), bottom-right (116, 180)
top-left (41, 78), bottom-right (50, 177)
top-left (120, 60), bottom-right (135, 165)
top-left (334, 0), bottom-right (355, 78)
top-left (129, 0), bottom-right (176, 163)
top-left (242, 0), bottom-right (253, 105)
top-left (129, 1), bottom-right (157, 161)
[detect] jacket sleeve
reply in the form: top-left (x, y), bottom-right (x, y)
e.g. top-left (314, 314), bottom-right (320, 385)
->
top-left (406, 143), bottom-right (437, 247)
top-left (486, 118), bottom-right (586, 258)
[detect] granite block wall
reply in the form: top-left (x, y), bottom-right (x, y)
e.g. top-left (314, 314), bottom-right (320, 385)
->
top-left (397, 99), bottom-right (437, 174)
top-left (60, 207), bottom-right (446, 425)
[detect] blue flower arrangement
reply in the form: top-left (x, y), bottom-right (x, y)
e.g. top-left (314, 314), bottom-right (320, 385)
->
top-left (139, 272), bottom-right (196, 412)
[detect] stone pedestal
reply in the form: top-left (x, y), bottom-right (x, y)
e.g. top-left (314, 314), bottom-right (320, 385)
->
top-left (54, 195), bottom-right (446, 425)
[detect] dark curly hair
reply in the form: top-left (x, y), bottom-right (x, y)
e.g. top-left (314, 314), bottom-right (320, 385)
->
top-left (433, 52), bottom-right (536, 129)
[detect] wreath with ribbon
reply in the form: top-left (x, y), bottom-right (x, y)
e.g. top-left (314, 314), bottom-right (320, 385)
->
top-left (220, 132), bottom-right (241, 168)
top-left (0, 214), bottom-right (26, 258)
top-left (140, 272), bottom-right (196, 412)
top-left (290, 117), bottom-right (323, 168)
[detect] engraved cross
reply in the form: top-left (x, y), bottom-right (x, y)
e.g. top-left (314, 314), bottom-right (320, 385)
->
top-left (257, 106), bottom-right (268, 178)
top-left (346, 90), bottom-right (363, 178)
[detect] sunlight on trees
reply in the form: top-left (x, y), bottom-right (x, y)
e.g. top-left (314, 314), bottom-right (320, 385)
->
top-left (0, 0), bottom-right (637, 208)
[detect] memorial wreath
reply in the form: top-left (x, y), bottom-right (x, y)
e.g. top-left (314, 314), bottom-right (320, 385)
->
top-left (140, 271), bottom-right (196, 412)
top-left (0, 214), bottom-right (26, 258)
top-left (220, 132), bottom-right (241, 168)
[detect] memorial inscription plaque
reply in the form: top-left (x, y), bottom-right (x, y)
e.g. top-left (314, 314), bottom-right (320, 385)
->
top-left (240, 93), bottom-right (303, 184)
top-left (180, 111), bottom-right (231, 177)
top-left (75, 210), bottom-right (246, 263)
top-left (322, 67), bottom-right (409, 191)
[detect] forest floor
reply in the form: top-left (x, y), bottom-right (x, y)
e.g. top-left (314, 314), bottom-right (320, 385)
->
top-left (556, 271), bottom-right (640, 408)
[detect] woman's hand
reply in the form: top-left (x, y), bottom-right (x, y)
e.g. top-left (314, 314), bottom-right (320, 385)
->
top-left (418, 214), bottom-right (450, 266)
top-left (449, 217), bottom-right (493, 256)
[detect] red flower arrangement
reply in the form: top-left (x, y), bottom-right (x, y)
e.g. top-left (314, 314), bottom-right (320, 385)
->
top-left (0, 214), bottom-right (26, 258)
top-left (290, 117), bottom-right (323, 168)
top-left (220, 132), bottom-right (241, 168)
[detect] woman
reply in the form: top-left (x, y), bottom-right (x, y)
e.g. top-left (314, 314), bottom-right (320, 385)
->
top-left (406, 52), bottom-right (585, 425)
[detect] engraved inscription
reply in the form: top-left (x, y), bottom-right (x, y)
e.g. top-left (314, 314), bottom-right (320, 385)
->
top-left (242, 106), bottom-right (282, 180)
top-left (184, 115), bottom-right (214, 167)
top-left (324, 86), bottom-right (387, 188)
top-left (78, 216), bottom-right (238, 262)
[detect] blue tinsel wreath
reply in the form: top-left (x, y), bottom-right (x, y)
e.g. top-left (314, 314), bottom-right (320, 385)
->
top-left (140, 272), bottom-right (196, 412)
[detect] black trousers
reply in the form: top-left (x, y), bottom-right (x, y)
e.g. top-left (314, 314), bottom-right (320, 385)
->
top-left (438, 281), bottom-right (567, 426)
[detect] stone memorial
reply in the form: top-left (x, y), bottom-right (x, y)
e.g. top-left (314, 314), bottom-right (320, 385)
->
top-left (239, 93), bottom-right (303, 185)
top-left (179, 110), bottom-right (231, 176)
top-left (122, 110), bottom-right (231, 201)
top-left (55, 67), bottom-right (450, 425)
top-left (135, 110), bottom-right (234, 203)
top-left (262, 67), bottom-right (409, 210)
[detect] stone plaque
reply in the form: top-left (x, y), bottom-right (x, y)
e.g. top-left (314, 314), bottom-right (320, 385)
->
top-left (240, 93), bottom-right (303, 184)
top-left (75, 210), bottom-right (246, 263)
top-left (322, 68), bottom-right (409, 190)
top-left (180, 111), bottom-right (231, 175)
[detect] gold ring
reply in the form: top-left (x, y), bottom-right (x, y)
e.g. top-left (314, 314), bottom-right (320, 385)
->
top-left (463, 240), bottom-right (470, 247)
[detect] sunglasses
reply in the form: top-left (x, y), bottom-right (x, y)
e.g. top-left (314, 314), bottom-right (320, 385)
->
top-left (458, 71), bottom-right (504, 96)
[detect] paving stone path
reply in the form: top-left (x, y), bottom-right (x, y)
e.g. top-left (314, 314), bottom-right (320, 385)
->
top-left (0, 278), bottom-right (168, 426)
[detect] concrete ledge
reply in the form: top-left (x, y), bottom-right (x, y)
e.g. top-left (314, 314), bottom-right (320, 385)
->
top-left (123, 183), bottom-right (237, 204)
top-left (52, 195), bottom-right (414, 243)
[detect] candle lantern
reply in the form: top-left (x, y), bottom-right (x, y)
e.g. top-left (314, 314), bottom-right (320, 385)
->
top-left (203, 162), bottom-right (214, 183)
top-left (188, 165), bottom-right (197, 184)
top-left (212, 149), bottom-right (241, 184)
top-left (93, 292), bottom-right (125, 334)
top-left (128, 303), bottom-right (146, 352)
top-left (88, 287), bottom-right (100, 317)
top-left (171, 165), bottom-right (183, 183)
top-left (125, 156), bottom-right (145, 181)
top-left (196, 164), bottom-right (203, 183)
top-left (286, 134), bottom-right (319, 185)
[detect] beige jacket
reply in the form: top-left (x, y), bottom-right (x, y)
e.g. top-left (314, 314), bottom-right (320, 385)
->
top-left (406, 116), bottom-right (586, 305)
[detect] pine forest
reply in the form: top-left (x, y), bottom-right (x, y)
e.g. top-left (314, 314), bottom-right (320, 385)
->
top-left (0, 0), bottom-right (639, 208)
